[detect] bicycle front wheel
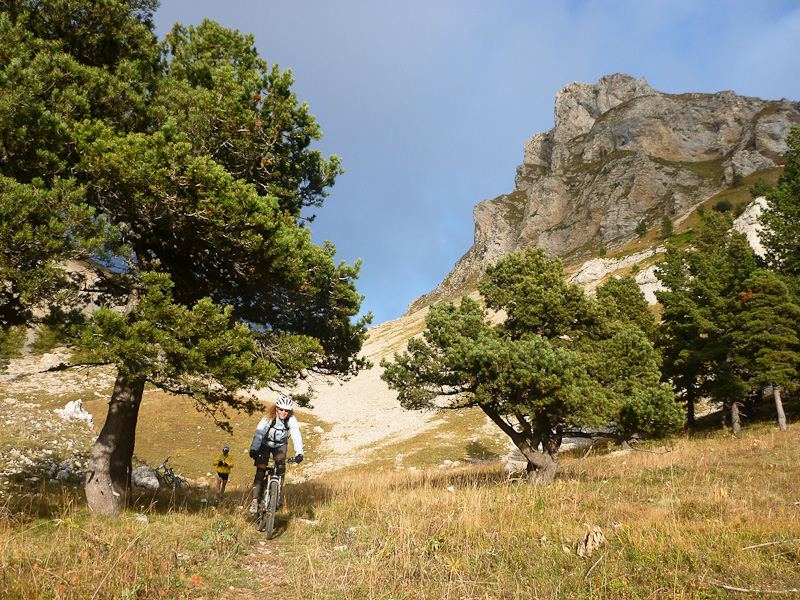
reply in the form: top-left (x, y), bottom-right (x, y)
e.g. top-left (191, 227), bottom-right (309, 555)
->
top-left (263, 479), bottom-right (280, 539)
top-left (256, 503), bottom-right (268, 532)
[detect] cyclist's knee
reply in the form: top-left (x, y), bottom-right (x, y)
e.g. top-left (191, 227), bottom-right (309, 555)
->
top-left (275, 460), bottom-right (286, 477)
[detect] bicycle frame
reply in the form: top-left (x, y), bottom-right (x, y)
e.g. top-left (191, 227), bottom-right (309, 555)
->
top-left (156, 457), bottom-right (183, 489)
top-left (256, 456), bottom-right (296, 539)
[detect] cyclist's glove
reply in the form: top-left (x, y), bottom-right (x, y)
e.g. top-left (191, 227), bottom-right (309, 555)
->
top-left (249, 449), bottom-right (257, 459)
top-left (295, 454), bottom-right (303, 464)
top-left (218, 461), bottom-right (225, 467)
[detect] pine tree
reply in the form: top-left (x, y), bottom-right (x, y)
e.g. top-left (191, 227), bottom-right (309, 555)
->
top-left (0, 1), bottom-right (369, 516)
top-left (759, 126), bottom-right (800, 283)
top-left (596, 275), bottom-right (659, 344)
top-left (734, 270), bottom-right (800, 431)
top-left (656, 211), bottom-right (760, 430)
top-left (382, 249), bottom-right (682, 484)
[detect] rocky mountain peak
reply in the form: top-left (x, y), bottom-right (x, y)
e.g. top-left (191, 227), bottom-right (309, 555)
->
top-left (408, 74), bottom-right (799, 314)
top-left (554, 74), bottom-right (656, 145)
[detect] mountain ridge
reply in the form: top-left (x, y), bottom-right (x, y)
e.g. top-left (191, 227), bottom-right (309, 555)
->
top-left (407, 73), bottom-right (799, 314)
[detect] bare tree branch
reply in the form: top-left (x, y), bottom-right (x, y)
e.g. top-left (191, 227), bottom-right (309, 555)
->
top-left (710, 582), bottom-right (800, 594)
top-left (741, 539), bottom-right (800, 551)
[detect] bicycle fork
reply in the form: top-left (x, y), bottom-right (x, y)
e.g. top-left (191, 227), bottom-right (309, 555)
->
top-left (262, 474), bottom-right (283, 508)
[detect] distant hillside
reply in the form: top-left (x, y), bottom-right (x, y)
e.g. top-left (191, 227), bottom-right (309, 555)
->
top-left (409, 73), bottom-right (800, 313)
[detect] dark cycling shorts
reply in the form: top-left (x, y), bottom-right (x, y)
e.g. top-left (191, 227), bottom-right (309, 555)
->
top-left (217, 472), bottom-right (229, 481)
top-left (254, 443), bottom-right (288, 466)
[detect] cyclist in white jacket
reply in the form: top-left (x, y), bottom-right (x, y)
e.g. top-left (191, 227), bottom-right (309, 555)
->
top-left (248, 395), bottom-right (304, 513)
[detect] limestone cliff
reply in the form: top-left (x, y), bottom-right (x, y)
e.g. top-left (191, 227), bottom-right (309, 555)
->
top-left (408, 73), bottom-right (799, 313)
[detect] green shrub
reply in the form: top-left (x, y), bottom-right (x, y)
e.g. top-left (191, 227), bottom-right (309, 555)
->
top-left (749, 177), bottom-right (773, 199)
top-left (661, 215), bottom-right (674, 238)
top-left (0, 325), bottom-right (26, 368)
top-left (731, 167), bottom-right (743, 188)
top-left (712, 199), bottom-right (732, 212)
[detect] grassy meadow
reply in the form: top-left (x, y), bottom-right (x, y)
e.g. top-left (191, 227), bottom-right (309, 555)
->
top-left (1, 385), bottom-right (798, 599)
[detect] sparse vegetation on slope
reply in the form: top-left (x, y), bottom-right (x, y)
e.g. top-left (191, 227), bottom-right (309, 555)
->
top-left (1, 416), bottom-right (797, 599)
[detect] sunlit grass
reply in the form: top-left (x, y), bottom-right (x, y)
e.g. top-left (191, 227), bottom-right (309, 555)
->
top-left (2, 362), bottom-right (798, 599)
top-left (1, 420), bottom-right (798, 599)
top-left (277, 422), bottom-right (800, 599)
top-left (0, 486), bottom-right (268, 599)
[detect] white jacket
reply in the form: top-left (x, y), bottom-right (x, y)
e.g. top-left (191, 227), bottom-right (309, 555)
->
top-left (250, 414), bottom-right (304, 456)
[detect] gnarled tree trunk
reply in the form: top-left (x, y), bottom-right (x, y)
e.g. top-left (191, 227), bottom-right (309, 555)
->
top-left (513, 412), bottom-right (561, 485)
top-left (481, 404), bottom-right (561, 485)
top-left (519, 439), bottom-right (559, 485)
top-left (85, 369), bottom-right (146, 516)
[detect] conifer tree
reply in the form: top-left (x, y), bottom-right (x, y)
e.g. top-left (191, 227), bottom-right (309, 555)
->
top-left (382, 249), bottom-right (681, 484)
top-left (596, 275), bottom-right (659, 344)
top-left (734, 270), bottom-right (800, 431)
top-left (656, 211), bottom-right (760, 430)
top-left (653, 241), bottom-right (705, 426)
top-left (0, 1), bottom-right (369, 515)
top-left (759, 126), bottom-right (800, 284)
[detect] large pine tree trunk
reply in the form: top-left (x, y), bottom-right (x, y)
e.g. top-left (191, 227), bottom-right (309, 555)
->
top-left (519, 413), bottom-right (561, 485)
top-left (85, 370), bottom-right (146, 516)
top-left (480, 404), bottom-right (560, 485)
top-left (519, 442), bottom-right (559, 485)
top-left (773, 384), bottom-right (787, 432)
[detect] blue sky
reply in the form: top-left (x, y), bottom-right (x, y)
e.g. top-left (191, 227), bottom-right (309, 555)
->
top-left (153, 1), bottom-right (800, 326)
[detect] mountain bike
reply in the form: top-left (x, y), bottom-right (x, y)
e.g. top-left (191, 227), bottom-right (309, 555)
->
top-left (256, 456), bottom-right (297, 539)
top-left (155, 457), bottom-right (186, 489)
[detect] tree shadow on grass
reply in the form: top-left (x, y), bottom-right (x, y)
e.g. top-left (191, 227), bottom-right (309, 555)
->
top-left (465, 440), bottom-right (501, 462)
top-left (0, 455), bottom-right (220, 520)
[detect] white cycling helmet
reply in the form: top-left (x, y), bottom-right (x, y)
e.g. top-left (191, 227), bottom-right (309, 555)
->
top-left (275, 394), bottom-right (294, 411)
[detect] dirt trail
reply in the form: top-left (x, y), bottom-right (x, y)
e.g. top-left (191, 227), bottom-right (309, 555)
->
top-left (253, 312), bottom-right (447, 478)
top-left (218, 539), bottom-right (292, 599)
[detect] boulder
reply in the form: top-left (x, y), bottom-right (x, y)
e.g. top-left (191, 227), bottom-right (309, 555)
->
top-left (132, 466), bottom-right (160, 490)
top-left (54, 399), bottom-right (94, 426)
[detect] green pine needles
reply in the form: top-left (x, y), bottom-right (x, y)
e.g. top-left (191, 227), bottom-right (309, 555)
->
top-left (382, 248), bottom-right (682, 484)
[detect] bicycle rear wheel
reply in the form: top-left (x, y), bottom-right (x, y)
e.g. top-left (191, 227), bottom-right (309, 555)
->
top-left (263, 479), bottom-right (280, 539)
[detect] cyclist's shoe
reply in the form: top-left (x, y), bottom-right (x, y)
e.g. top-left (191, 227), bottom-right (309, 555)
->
top-left (248, 501), bottom-right (258, 514)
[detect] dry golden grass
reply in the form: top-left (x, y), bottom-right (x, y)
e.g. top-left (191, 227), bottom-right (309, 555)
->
top-left (0, 487), bottom-right (266, 599)
top-left (277, 422), bottom-right (800, 599)
top-left (1, 404), bottom-right (798, 599)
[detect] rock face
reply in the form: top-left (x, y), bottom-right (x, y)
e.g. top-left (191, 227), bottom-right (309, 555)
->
top-left (409, 74), bottom-right (799, 312)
